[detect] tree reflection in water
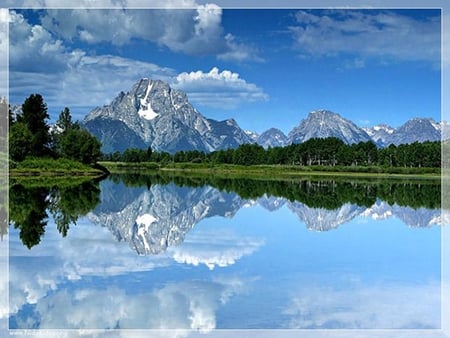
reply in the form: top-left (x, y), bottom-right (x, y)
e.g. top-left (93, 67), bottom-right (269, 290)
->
top-left (8, 173), bottom-right (442, 250)
top-left (9, 179), bottom-right (101, 248)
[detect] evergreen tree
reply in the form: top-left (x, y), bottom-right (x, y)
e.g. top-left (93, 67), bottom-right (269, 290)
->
top-left (18, 94), bottom-right (51, 157)
top-left (60, 128), bottom-right (102, 164)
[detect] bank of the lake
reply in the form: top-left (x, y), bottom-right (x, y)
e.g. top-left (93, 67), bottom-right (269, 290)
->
top-left (10, 158), bottom-right (108, 177)
top-left (99, 161), bottom-right (442, 181)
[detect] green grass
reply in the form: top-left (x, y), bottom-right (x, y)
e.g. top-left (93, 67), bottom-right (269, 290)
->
top-left (10, 157), bottom-right (107, 177)
top-left (99, 161), bottom-right (441, 180)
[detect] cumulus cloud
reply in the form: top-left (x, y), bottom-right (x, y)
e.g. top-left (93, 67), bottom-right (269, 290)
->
top-left (0, 9), bottom-right (8, 96)
top-left (13, 283), bottom-right (219, 330)
top-left (9, 10), bottom-right (177, 116)
top-left (9, 10), bottom-right (265, 117)
top-left (0, 257), bottom-right (7, 321)
top-left (172, 67), bottom-right (268, 108)
top-left (289, 9), bottom-right (441, 64)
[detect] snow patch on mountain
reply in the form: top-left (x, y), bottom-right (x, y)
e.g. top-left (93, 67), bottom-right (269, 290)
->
top-left (83, 78), bottom-right (253, 153)
top-left (138, 82), bottom-right (159, 120)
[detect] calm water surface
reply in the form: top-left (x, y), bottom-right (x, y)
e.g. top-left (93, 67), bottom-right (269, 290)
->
top-left (8, 174), bottom-right (442, 331)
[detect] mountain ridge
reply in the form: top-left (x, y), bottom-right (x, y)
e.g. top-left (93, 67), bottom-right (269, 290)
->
top-left (78, 78), bottom-right (444, 153)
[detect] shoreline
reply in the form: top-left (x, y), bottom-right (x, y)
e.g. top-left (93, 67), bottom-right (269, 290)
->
top-left (99, 162), bottom-right (442, 181)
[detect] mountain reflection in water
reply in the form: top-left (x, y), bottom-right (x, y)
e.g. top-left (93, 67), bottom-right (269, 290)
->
top-left (7, 173), bottom-right (442, 331)
top-left (9, 174), bottom-right (442, 253)
top-left (88, 174), bottom-right (442, 255)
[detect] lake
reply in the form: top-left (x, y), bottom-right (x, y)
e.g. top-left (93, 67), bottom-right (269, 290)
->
top-left (7, 173), bottom-right (444, 335)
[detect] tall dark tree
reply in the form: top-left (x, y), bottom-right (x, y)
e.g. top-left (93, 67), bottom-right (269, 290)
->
top-left (17, 94), bottom-right (51, 157)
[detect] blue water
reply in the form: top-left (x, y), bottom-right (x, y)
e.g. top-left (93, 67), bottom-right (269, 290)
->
top-left (8, 178), bottom-right (442, 331)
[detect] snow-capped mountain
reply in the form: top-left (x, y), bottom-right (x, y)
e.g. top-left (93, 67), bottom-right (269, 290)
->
top-left (83, 78), bottom-right (253, 153)
top-left (362, 124), bottom-right (395, 147)
top-left (440, 121), bottom-right (450, 140)
top-left (364, 118), bottom-right (444, 147)
top-left (384, 118), bottom-right (441, 146)
top-left (287, 110), bottom-right (373, 145)
top-left (81, 76), bottom-right (444, 153)
top-left (257, 128), bottom-right (288, 148)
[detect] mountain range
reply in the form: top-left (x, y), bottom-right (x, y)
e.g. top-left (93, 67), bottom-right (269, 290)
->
top-left (78, 78), bottom-right (444, 153)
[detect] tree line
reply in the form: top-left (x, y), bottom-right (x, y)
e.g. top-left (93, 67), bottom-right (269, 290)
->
top-left (9, 94), bottom-right (101, 164)
top-left (9, 93), bottom-right (441, 169)
top-left (103, 137), bottom-right (441, 168)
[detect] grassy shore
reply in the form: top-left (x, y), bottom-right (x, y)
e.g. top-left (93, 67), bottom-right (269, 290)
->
top-left (10, 158), bottom-right (108, 177)
top-left (99, 161), bottom-right (442, 180)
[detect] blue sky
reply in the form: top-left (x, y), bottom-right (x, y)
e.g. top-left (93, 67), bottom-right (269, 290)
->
top-left (8, 5), bottom-right (442, 134)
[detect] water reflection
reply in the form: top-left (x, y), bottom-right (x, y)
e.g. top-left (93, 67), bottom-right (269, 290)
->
top-left (85, 174), bottom-right (442, 255)
top-left (9, 179), bottom-right (100, 248)
top-left (7, 173), bottom-right (442, 331)
top-left (8, 174), bottom-right (442, 252)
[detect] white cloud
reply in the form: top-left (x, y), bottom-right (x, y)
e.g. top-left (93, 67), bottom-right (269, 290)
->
top-left (38, 6), bottom-right (258, 61)
top-left (8, 10), bottom-right (176, 116)
top-left (289, 9), bottom-right (441, 64)
top-left (0, 257), bottom-right (7, 320)
top-left (9, 11), bottom-right (71, 73)
top-left (9, 10), bottom-right (265, 118)
top-left (172, 67), bottom-right (268, 109)
top-left (8, 221), bottom-right (173, 318)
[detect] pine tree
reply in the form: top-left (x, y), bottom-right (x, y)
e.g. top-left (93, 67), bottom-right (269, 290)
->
top-left (18, 94), bottom-right (51, 157)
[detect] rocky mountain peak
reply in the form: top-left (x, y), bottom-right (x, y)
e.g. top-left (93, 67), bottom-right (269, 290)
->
top-left (287, 109), bottom-right (372, 145)
top-left (81, 77), bottom-right (444, 153)
top-left (83, 78), bottom-right (252, 153)
top-left (257, 128), bottom-right (287, 148)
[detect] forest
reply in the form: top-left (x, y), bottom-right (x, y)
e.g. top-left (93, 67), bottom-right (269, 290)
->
top-left (103, 137), bottom-right (441, 169)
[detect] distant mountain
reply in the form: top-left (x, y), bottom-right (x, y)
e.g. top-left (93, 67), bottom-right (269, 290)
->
top-left (83, 78), bottom-right (253, 153)
top-left (384, 118), bottom-right (441, 146)
top-left (287, 110), bottom-right (373, 145)
top-left (364, 118), bottom-right (444, 147)
top-left (257, 128), bottom-right (288, 148)
top-left (362, 124), bottom-right (395, 147)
